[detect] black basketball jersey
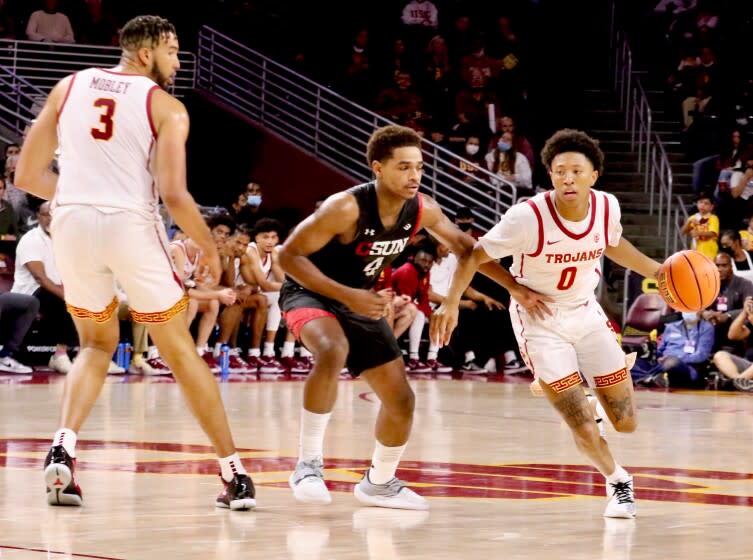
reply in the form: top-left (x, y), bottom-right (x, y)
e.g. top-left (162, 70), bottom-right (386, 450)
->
top-left (296, 181), bottom-right (422, 290)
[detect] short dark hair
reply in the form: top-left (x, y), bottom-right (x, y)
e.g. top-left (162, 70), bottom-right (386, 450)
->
top-left (253, 217), bottom-right (283, 237)
top-left (721, 229), bottom-right (741, 242)
top-left (366, 125), bottom-right (422, 165)
top-left (695, 191), bottom-right (712, 203)
top-left (120, 15), bottom-right (176, 52)
top-left (540, 129), bottom-right (605, 175)
top-left (207, 215), bottom-right (236, 234)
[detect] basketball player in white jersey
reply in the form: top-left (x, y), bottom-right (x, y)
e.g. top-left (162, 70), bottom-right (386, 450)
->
top-left (247, 218), bottom-right (309, 372)
top-left (431, 129), bottom-right (661, 518)
top-left (15, 15), bottom-right (255, 510)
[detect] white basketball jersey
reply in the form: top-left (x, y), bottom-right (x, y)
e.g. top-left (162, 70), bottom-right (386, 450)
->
top-left (169, 239), bottom-right (200, 281)
top-left (480, 189), bottom-right (622, 306)
top-left (55, 68), bottom-right (161, 218)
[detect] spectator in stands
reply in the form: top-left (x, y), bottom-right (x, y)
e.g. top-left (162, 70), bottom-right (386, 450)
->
top-left (77, 0), bottom-right (118, 46)
top-left (0, 0), bottom-right (15, 39)
top-left (712, 295), bottom-right (753, 391)
top-left (460, 34), bottom-right (498, 91)
top-left (400, 0), bottom-right (439, 55)
top-left (681, 46), bottom-right (719, 131)
top-left (26, 0), bottom-right (75, 44)
top-left (3, 145), bottom-right (28, 217)
top-left (452, 135), bottom-right (488, 194)
top-left (341, 28), bottom-right (373, 107)
top-left (485, 130), bottom-right (533, 193)
top-left (228, 192), bottom-right (248, 222)
top-left (235, 181), bottom-right (268, 230)
top-left (0, 177), bottom-right (18, 241)
top-left (0, 291), bottom-right (38, 373)
top-left (487, 16), bottom-right (526, 111)
top-left (491, 115), bottom-right (535, 169)
top-left (375, 70), bottom-right (425, 127)
top-left (444, 13), bottom-right (474, 82)
top-left (652, 310), bottom-right (714, 387)
top-left (680, 192), bottom-right (718, 260)
top-left (453, 206), bottom-right (482, 239)
top-left (418, 35), bottom-right (453, 121)
top-left (10, 202), bottom-right (77, 373)
top-left (719, 230), bottom-right (753, 283)
top-left (702, 251), bottom-right (753, 353)
top-left (729, 155), bottom-right (753, 226)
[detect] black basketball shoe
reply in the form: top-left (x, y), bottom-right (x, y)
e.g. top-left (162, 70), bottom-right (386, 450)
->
top-left (44, 445), bottom-right (83, 506)
top-left (216, 473), bottom-right (256, 510)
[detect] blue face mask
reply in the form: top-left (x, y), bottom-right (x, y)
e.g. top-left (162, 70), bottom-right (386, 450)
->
top-left (497, 141), bottom-right (511, 152)
top-left (247, 195), bottom-right (262, 207)
top-left (681, 312), bottom-right (698, 323)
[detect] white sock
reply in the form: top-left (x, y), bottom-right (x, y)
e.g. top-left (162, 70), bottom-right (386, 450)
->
top-left (147, 346), bottom-right (159, 359)
top-left (408, 311), bottom-right (424, 355)
top-left (248, 348), bottom-right (261, 357)
top-left (606, 464), bottom-right (629, 483)
top-left (299, 409), bottom-right (332, 462)
top-left (281, 341), bottom-right (295, 358)
top-left (196, 345), bottom-right (205, 356)
top-left (219, 452), bottom-right (247, 482)
top-left (409, 352), bottom-right (419, 360)
top-left (213, 342), bottom-right (223, 357)
top-left (464, 351), bottom-right (476, 364)
top-left (368, 441), bottom-right (406, 484)
top-left (427, 343), bottom-right (439, 361)
top-left (263, 342), bottom-right (275, 357)
top-left (504, 350), bottom-right (516, 363)
top-left (53, 428), bottom-right (77, 458)
top-left (299, 346), bottom-right (312, 358)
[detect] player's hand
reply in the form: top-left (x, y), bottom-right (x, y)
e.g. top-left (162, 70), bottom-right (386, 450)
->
top-left (429, 303), bottom-right (459, 347)
top-left (509, 284), bottom-right (554, 320)
top-left (217, 287), bottom-right (237, 305)
top-left (345, 288), bottom-right (392, 319)
top-left (197, 251), bottom-right (222, 288)
top-left (483, 296), bottom-right (506, 310)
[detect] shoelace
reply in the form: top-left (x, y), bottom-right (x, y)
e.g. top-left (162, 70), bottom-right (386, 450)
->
top-left (295, 459), bottom-right (324, 483)
top-left (610, 480), bottom-right (634, 504)
top-left (370, 476), bottom-right (407, 496)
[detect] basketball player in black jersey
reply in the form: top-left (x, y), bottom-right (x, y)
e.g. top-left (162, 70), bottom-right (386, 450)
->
top-left (279, 124), bottom-right (551, 509)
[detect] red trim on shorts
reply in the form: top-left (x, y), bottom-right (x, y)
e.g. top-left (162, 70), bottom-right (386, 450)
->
top-left (66, 297), bottom-right (118, 324)
top-left (153, 223), bottom-right (185, 290)
top-left (57, 73), bottom-right (77, 120)
top-left (146, 85), bottom-right (159, 138)
top-left (594, 367), bottom-right (629, 388)
top-left (284, 308), bottom-right (335, 339)
top-left (525, 200), bottom-right (544, 257)
top-left (548, 371), bottom-right (584, 393)
top-left (544, 190), bottom-right (597, 240)
top-left (410, 194), bottom-right (424, 240)
top-left (602, 192), bottom-right (610, 247)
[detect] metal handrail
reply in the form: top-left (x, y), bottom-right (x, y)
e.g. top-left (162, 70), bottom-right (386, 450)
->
top-left (0, 63), bottom-right (46, 138)
top-left (672, 194), bottom-right (690, 254)
top-left (196, 26), bottom-right (516, 231)
top-left (0, 38), bottom-right (196, 98)
top-left (611, 22), bottom-right (678, 258)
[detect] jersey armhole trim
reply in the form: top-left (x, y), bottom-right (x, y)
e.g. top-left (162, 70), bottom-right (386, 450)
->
top-left (603, 192), bottom-right (610, 247)
top-left (57, 73), bottom-right (77, 121)
top-left (410, 193), bottom-right (424, 240)
top-left (526, 200), bottom-right (544, 257)
top-left (146, 85), bottom-right (159, 138)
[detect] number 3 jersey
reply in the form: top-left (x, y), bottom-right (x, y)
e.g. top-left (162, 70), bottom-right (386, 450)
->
top-left (295, 181), bottom-right (422, 291)
top-left (479, 189), bottom-right (622, 306)
top-left (55, 68), bottom-right (161, 219)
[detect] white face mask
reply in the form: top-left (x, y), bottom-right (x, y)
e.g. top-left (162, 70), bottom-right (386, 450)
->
top-left (681, 311), bottom-right (699, 323)
top-left (466, 144), bottom-right (479, 156)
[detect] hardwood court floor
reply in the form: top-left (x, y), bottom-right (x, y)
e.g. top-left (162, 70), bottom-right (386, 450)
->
top-left (0, 374), bottom-right (751, 559)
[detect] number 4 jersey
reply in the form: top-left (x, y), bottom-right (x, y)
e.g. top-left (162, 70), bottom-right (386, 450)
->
top-left (295, 181), bottom-right (422, 291)
top-left (479, 189), bottom-right (622, 306)
top-left (55, 68), bottom-right (162, 219)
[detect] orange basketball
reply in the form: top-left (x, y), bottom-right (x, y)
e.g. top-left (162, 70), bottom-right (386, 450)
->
top-left (657, 250), bottom-right (720, 312)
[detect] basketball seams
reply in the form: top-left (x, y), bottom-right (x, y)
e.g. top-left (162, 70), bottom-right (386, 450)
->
top-left (661, 250), bottom-right (720, 312)
top-left (681, 252), bottom-right (704, 310)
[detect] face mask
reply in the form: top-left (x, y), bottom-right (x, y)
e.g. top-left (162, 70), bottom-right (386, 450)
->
top-left (497, 141), bottom-right (511, 152)
top-left (720, 246), bottom-right (734, 257)
top-left (457, 222), bottom-right (472, 232)
top-left (466, 144), bottom-right (479, 156)
top-left (681, 312), bottom-right (698, 323)
top-left (247, 195), bottom-right (262, 207)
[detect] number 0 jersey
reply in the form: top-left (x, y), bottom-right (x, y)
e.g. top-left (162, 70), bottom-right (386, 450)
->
top-left (288, 182), bottom-right (422, 291)
top-left (55, 68), bottom-right (161, 219)
top-left (479, 189), bottom-right (622, 306)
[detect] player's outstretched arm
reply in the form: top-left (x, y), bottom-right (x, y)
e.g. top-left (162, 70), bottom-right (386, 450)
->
top-left (15, 77), bottom-right (71, 200)
top-left (605, 237), bottom-right (661, 280)
top-left (279, 193), bottom-right (390, 319)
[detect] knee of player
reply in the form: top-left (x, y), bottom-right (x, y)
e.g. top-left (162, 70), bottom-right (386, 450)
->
top-left (312, 336), bottom-right (349, 365)
top-left (572, 421), bottom-right (603, 447)
top-left (612, 416), bottom-right (637, 433)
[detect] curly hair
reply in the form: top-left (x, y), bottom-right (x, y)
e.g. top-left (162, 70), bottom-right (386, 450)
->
top-left (540, 129), bottom-right (604, 175)
top-left (120, 15), bottom-right (176, 52)
top-left (366, 125), bottom-right (422, 165)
